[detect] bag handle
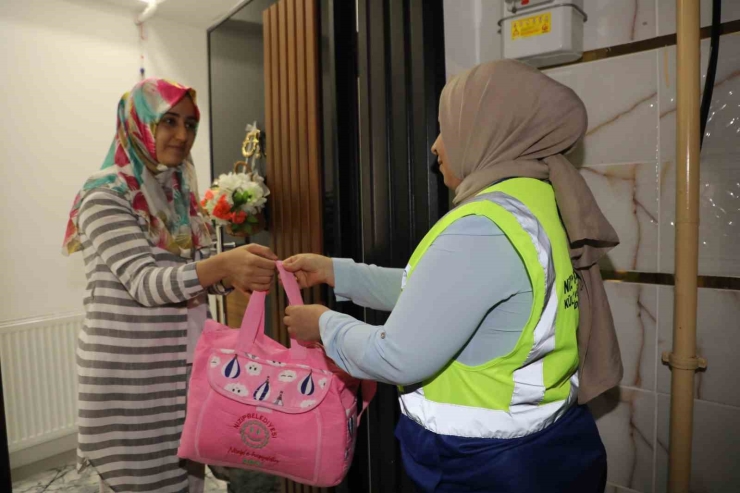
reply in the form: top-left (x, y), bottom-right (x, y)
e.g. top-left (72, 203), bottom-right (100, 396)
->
top-left (234, 261), bottom-right (308, 359)
top-left (275, 261), bottom-right (309, 359)
top-left (235, 290), bottom-right (265, 353)
top-left (275, 261), bottom-right (302, 306)
top-left (270, 263), bottom-right (377, 413)
top-left (356, 380), bottom-right (377, 426)
top-left (233, 261), bottom-right (377, 416)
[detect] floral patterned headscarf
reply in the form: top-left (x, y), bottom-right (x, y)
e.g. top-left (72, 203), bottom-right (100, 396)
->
top-left (62, 78), bottom-right (212, 259)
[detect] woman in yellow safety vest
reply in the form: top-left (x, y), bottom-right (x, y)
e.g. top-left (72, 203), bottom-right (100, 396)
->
top-left (283, 59), bottom-right (621, 493)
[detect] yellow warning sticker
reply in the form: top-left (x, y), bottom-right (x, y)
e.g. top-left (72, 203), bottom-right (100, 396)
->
top-left (511, 12), bottom-right (552, 40)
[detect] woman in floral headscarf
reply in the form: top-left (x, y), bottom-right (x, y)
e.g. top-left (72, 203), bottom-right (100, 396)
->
top-left (63, 78), bottom-right (276, 493)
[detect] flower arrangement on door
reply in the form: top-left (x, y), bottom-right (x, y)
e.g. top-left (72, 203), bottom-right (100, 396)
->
top-left (201, 123), bottom-right (269, 237)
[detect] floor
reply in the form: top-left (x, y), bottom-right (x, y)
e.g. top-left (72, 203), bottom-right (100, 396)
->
top-left (12, 461), bottom-right (228, 493)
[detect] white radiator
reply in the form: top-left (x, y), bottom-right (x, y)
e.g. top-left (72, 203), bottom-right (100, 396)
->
top-left (1, 313), bottom-right (82, 466)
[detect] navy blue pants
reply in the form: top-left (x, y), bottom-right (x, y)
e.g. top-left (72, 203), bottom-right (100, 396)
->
top-left (396, 405), bottom-right (607, 493)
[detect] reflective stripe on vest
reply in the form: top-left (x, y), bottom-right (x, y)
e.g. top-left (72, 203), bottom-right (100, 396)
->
top-left (399, 179), bottom-right (579, 439)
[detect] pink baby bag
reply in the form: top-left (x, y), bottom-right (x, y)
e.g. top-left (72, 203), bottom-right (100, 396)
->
top-left (178, 262), bottom-right (376, 487)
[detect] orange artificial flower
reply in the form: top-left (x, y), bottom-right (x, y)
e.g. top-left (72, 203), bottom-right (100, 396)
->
top-left (232, 211), bottom-right (247, 224)
top-left (212, 195), bottom-right (233, 220)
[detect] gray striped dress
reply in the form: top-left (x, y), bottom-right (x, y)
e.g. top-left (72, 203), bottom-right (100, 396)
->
top-left (76, 188), bottom-right (229, 493)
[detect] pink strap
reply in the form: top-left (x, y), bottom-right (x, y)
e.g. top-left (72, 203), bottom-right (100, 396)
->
top-left (235, 261), bottom-right (308, 359)
top-left (274, 261), bottom-right (377, 417)
top-left (356, 380), bottom-right (377, 426)
top-left (276, 261), bottom-right (303, 306)
top-left (276, 261), bottom-right (308, 359)
top-left (235, 290), bottom-right (266, 353)
top-left (234, 262), bottom-right (376, 417)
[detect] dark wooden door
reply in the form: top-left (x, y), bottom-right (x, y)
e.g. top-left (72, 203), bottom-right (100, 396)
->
top-left (320, 0), bottom-right (448, 491)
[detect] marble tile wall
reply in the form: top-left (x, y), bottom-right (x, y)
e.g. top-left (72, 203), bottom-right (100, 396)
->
top-left (446, 0), bottom-right (740, 79)
top-left (659, 33), bottom-right (740, 277)
top-left (447, 0), bottom-right (664, 78)
top-left (590, 387), bottom-right (657, 493)
top-left (603, 282), bottom-right (657, 392)
top-left (657, 287), bottom-right (740, 409)
top-left (544, 34), bottom-right (740, 280)
top-left (583, 0), bottom-right (657, 51)
top-left (656, 396), bottom-right (740, 493)
top-left (546, 51), bottom-right (660, 273)
top-left (444, 2), bottom-right (740, 491)
top-left (583, 0), bottom-right (740, 51)
top-left (542, 21), bottom-right (740, 493)
top-left (594, 284), bottom-right (740, 493)
top-left (444, 2), bottom-right (740, 489)
top-left (657, 0), bottom-right (740, 37)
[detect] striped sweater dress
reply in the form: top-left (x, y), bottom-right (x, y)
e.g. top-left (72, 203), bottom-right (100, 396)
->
top-left (76, 189), bottom-right (229, 492)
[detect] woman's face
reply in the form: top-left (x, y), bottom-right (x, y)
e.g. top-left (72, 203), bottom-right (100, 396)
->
top-left (432, 134), bottom-right (461, 190)
top-left (155, 96), bottom-right (198, 167)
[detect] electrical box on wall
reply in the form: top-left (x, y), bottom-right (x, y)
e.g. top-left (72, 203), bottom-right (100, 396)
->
top-left (501, 0), bottom-right (587, 68)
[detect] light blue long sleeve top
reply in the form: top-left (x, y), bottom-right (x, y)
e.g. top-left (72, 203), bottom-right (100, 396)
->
top-left (318, 215), bottom-right (534, 386)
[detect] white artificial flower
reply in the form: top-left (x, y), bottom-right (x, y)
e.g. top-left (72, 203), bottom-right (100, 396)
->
top-left (216, 173), bottom-right (243, 193)
top-left (203, 170), bottom-right (271, 224)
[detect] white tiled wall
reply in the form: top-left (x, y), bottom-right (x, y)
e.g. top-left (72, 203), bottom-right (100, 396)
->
top-left (544, 34), bottom-right (740, 281)
top-left (658, 35), bottom-right (740, 277)
top-left (657, 0), bottom-right (740, 36)
top-left (590, 386), bottom-right (657, 493)
top-left (596, 282), bottom-right (740, 493)
top-left (546, 50), bottom-right (661, 273)
top-left (549, 33), bottom-right (740, 493)
top-left (547, 50), bottom-right (659, 166)
top-left (583, 0), bottom-right (740, 51)
top-left (603, 282), bottom-right (658, 391)
top-left (548, 32), bottom-right (740, 493)
top-left (583, 0), bottom-right (657, 51)
top-left (444, 0), bottom-right (740, 79)
top-left (441, 3), bottom-right (740, 492)
top-left (657, 287), bottom-right (740, 409)
top-left (656, 395), bottom-right (740, 492)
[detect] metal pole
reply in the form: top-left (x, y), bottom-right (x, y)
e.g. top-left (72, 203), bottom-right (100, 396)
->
top-left (663, 0), bottom-right (706, 491)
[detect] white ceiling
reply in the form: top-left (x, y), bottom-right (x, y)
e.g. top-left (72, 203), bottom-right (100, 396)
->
top-left (96, 0), bottom-right (248, 29)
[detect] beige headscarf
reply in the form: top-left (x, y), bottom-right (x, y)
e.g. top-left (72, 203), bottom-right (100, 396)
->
top-left (440, 59), bottom-right (623, 404)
